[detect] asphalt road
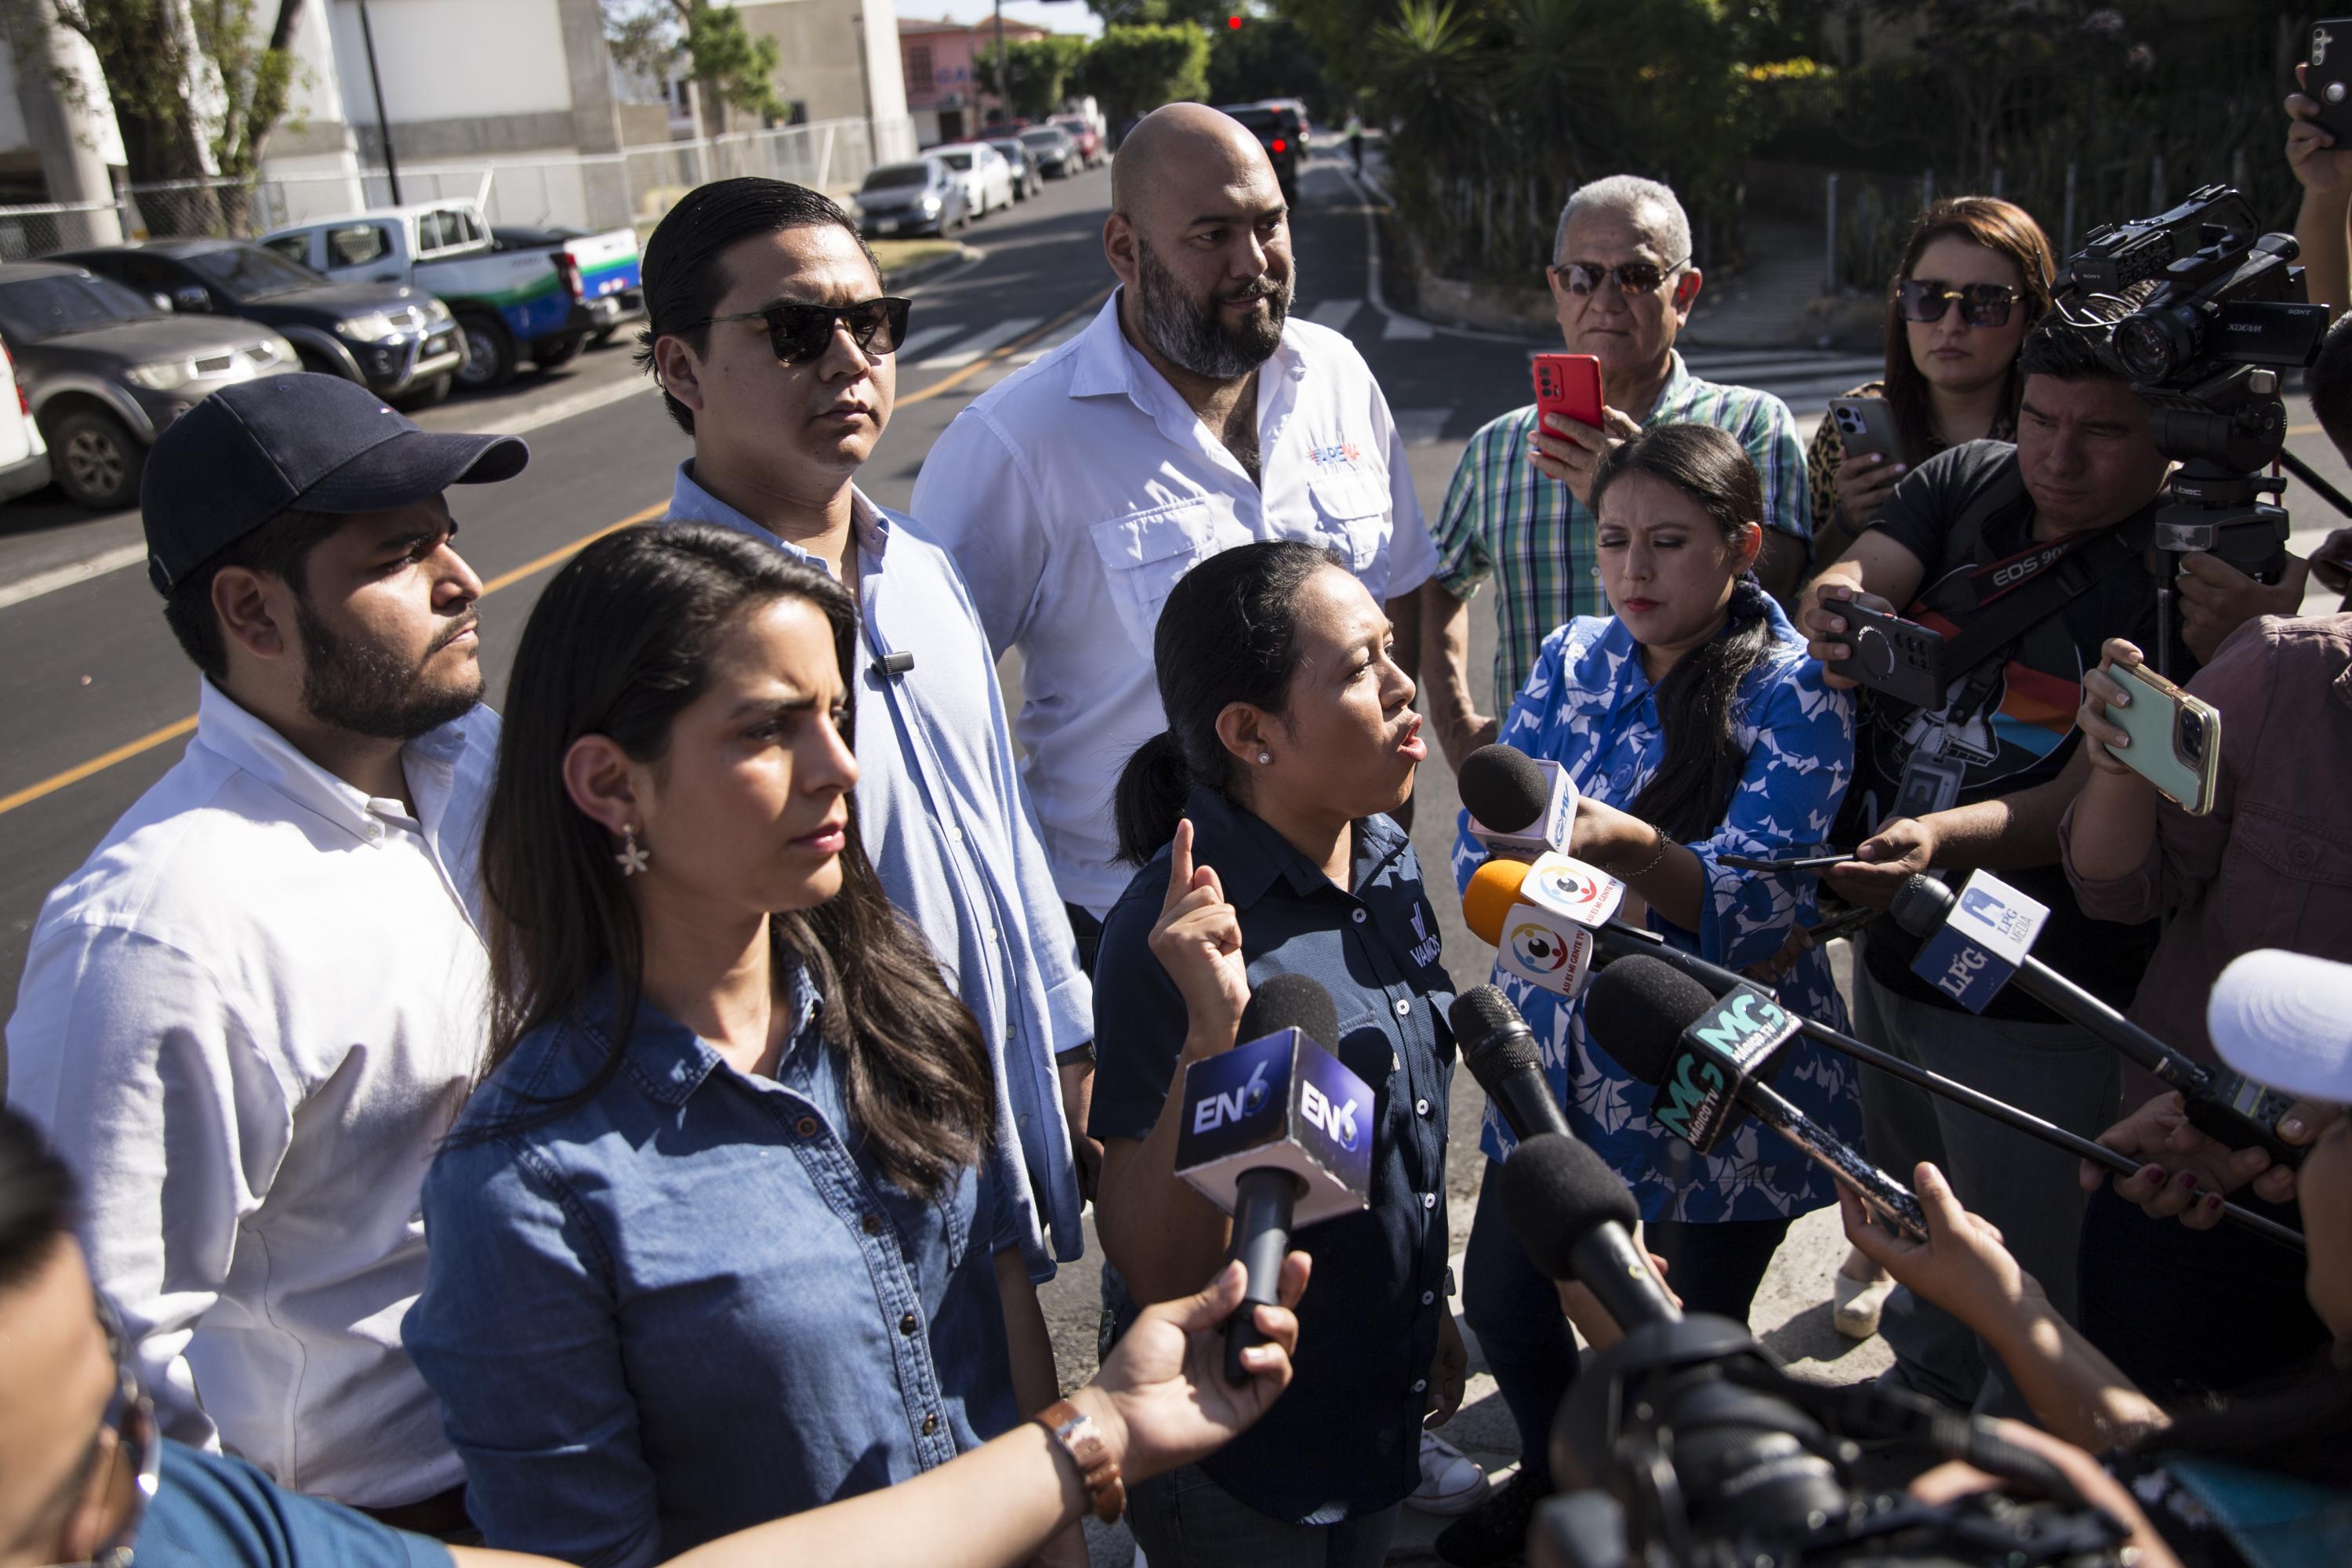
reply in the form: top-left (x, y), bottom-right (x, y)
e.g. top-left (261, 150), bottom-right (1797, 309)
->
top-left (5, 151), bottom-right (2350, 1563)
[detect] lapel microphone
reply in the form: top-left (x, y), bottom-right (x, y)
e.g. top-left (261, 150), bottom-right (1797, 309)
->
top-left (869, 651), bottom-right (915, 680)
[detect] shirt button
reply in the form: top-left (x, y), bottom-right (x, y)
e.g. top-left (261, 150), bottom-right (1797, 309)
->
top-left (1412, 1377), bottom-right (1428, 1393)
top-left (1421, 1290), bottom-right (1436, 1305)
top-left (922, 1412), bottom-right (939, 1436)
top-left (946, 825), bottom-right (964, 842)
top-left (1416, 1098), bottom-right (1431, 1116)
top-left (1421, 1192), bottom-right (1437, 1210)
top-left (795, 1116), bottom-right (818, 1138)
top-left (1351, 909), bottom-right (1367, 924)
top-left (1394, 998), bottom-right (1410, 1016)
top-left (900, 1312), bottom-right (920, 1335)
top-left (862, 1213), bottom-right (885, 1236)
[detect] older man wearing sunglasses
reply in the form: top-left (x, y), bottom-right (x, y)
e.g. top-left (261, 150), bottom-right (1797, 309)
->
top-left (1416, 175), bottom-right (1816, 775)
top-left (637, 180), bottom-right (1101, 1339)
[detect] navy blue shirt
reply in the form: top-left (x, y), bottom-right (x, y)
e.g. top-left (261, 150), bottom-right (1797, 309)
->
top-left (405, 966), bottom-right (1018, 1567)
top-left (135, 1442), bottom-right (448, 1567)
top-left (1089, 786), bottom-right (1456, 1524)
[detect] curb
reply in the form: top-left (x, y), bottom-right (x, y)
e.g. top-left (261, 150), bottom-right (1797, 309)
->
top-left (883, 241), bottom-right (984, 292)
top-left (1338, 163), bottom-right (1542, 347)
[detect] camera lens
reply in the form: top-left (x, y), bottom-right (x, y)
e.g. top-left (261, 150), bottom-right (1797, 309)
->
top-left (2114, 307), bottom-right (2201, 383)
top-left (2178, 709), bottom-right (2205, 761)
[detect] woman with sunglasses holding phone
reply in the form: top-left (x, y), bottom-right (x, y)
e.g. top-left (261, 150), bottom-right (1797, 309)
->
top-left (1806, 198), bottom-right (2056, 571)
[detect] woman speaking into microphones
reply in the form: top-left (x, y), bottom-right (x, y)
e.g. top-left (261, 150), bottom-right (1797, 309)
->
top-left (1441, 424), bottom-right (1864, 1563)
top-left (1087, 540), bottom-right (1467, 1568)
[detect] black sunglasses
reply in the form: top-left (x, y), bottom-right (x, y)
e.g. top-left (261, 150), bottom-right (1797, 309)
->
top-left (1897, 278), bottom-right (2023, 328)
top-left (682, 296), bottom-right (913, 365)
top-left (1552, 256), bottom-right (1688, 296)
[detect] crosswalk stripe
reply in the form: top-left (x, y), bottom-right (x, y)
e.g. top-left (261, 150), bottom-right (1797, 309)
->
top-left (917, 316), bottom-right (1043, 368)
top-left (1308, 298), bottom-right (1363, 332)
top-left (1382, 312), bottom-right (1434, 341)
top-left (891, 324), bottom-right (964, 361)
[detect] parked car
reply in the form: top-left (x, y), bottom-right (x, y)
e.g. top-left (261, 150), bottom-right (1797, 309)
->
top-left (989, 138), bottom-right (1043, 201)
top-left (1049, 114), bottom-right (1104, 168)
top-left (851, 158), bottom-right (968, 237)
top-left (0, 261), bottom-right (296, 510)
top-left (930, 142), bottom-right (1015, 219)
top-left (0, 335), bottom-right (49, 504)
top-left (1218, 102), bottom-right (1302, 195)
top-left (55, 239), bottom-right (463, 408)
top-left (492, 225), bottom-right (646, 344)
top-left (1018, 125), bottom-right (1080, 179)
top-left (261, 200), bottom-right (634, 392)
top-left (1263, 98), bottom-right (1314, 151)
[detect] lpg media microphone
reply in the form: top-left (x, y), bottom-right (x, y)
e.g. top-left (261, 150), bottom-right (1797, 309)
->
top-left (1586, 957), bottom-right (1929, 1240)
top-left (1893, 870), bottom-right (2306, 1168)
top-left (1174, 973), bottom-right (1373, 1384)
top-left (1458, 743), bottom-right (1579, 861)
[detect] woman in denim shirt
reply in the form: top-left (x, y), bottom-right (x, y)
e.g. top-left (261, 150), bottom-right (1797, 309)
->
top-left (1443, 425), bottom-right (1862, 1560)
top-left (403, 525), bottom-right (1068, 1568)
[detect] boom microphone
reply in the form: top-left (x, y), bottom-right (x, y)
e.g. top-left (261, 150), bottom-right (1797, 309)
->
top-left (1451, 985), bottom-right (1575, 1144)
top-left (1459, 744), bottom-right (1578, 861)
top-left (1585, 957), bottom-right (1929, 1240)
top-left (1173, 975), bottom-right (1372, 1384)
top-left (1892, 872), bottom-right (2305, 1168)
top-left (1498, 1132), bottom-right (1682, 1335)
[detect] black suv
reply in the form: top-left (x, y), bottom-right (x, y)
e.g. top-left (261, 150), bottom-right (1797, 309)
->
top-left (1218, 102), bottom-right (1304, 198)
top-left (56, 240), bottom-right (464, 408)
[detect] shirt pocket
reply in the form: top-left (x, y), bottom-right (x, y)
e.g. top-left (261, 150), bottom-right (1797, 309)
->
top-left (1087, 496), bottom-right (1249, 659)
top-left (2220, 802), bottom-right (2352, 952)
top-left (1289, 469), bottom-right (1389, 578)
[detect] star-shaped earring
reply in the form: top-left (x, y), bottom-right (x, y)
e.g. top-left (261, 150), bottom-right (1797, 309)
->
top-left (615, 824), bottom-right (650, 877)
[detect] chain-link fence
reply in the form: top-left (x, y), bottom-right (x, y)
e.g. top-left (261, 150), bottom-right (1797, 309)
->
top-left (0, 199), bottom-right (132, 261)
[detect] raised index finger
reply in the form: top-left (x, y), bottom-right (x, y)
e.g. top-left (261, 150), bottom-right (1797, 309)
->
top-left (1163, 817), bottom-right (1197, 912)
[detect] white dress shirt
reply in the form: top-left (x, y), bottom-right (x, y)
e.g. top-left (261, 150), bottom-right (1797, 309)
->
top-left (7, 679), bottom-right (493, 1508)
top-left (911, 291), bottom-right (1439, 913)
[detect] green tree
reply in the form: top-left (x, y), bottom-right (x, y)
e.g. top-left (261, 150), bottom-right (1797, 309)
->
top-left (1204, 13), bottom-right (1326, 116)
top-left (1083, 0), bottom-right (1239, 24)
top-left (1081, 23), bottom-right (1210, 136)
top-left (601, 0), bottom-right (782, 133)
top-left (976, 34), bottom-right (1092, 123)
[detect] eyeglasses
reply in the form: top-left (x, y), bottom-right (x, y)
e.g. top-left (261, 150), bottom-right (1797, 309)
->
top-left (681, 296), bottom-right (913, 365)
top-left (1896, 278), bottom-right (2024, 328)
top-left (49, 1294), bottom-right (159, 1568)
top-left (1552, 257), bottom-right (1689, 296)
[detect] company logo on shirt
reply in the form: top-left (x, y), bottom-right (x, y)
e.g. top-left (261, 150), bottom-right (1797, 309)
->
top-left (1407, 905), bottom-right (1442, 968)
top-left (1308, 441), bottom-right (1363, 468)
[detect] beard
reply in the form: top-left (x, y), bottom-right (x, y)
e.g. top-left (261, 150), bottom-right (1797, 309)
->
top-left (297, 598), bottom-right (483, 742)
top-left (1135, 234), bottom-right (1294, 379)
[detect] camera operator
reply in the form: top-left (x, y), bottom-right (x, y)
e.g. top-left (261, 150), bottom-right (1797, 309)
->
top-left (1841, 946), bottom-right (2352, 1568)
top-left (1798, 298), bottom-right (2176, 1417)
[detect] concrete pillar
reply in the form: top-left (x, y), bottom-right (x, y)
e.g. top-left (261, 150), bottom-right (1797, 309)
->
top-left (13, 17), bottom-right (122, 244)
top-left (555, 0), bottom-right (632, 231)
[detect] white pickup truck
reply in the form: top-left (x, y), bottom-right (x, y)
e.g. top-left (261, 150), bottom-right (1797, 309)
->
top-left (261, 199), bottom-right (641, 390)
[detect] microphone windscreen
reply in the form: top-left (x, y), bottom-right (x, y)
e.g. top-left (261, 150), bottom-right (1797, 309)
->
top-left (1451, 985), bottom-right (1540, 1078)
top-left (1462, 857), bottom-right (1534, 946)
top-left (1499, 1132), bottom-right (1640, 1280)
top-left (1582, 956), bottom-right (1715, 1087)
top-left (1888, 874), bottom-right (1951, 939)
top-left (1459, 745), bottom-right (1552, 834)
top-left (1239, 972), bottom-right (1339, 1053)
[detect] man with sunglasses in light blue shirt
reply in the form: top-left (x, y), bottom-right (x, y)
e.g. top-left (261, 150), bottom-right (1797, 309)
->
top-left (635, 176), bottom-right (1098, 1279)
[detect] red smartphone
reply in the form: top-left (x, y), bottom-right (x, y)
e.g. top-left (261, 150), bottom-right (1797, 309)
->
top-left (1532, 353), bottom-right (1603, 431)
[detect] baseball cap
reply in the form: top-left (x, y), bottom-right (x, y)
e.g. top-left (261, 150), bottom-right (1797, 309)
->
top-left (2207, 949), bottom-right (2352, 1105)
top-left (141, 372), bottom-right (530, 595)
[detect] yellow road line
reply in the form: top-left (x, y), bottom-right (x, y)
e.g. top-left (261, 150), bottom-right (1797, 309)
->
top-left (1, 290), bottom-right (1107, 822)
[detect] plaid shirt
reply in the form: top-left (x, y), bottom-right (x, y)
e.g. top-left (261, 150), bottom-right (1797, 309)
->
top-left (1431, 350), bottom-right (1813, 711)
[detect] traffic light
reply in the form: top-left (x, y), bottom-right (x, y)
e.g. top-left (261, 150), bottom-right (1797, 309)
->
top-left (1226, 13), bottom-right (1243, 27)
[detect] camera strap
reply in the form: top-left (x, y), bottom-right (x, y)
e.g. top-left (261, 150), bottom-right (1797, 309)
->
top-left (1913, 500), bottom-right (2157, 704)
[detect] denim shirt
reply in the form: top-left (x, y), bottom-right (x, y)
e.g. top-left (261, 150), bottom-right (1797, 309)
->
top-left (404, 967), bottom-right (1018, 1568)
top-left (1090, 786), bottom-right (1455, 1524)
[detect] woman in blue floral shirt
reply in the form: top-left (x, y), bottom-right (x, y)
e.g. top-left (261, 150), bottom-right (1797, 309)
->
top-left (1443, 423), bottom-right (1863, 1555)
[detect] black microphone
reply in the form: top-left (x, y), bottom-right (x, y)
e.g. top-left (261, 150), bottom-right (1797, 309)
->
top-left (1451, 985), bottom-right (1575, 1144)
top-left (1172, 975), bottom-right (1370, 1385)
top-left (1586, 957), bottom-right (1930, 1240)
top-left (1497, 1132), bottom-right (1680, 1334)
top-left (1890, 873), bottom-right (2305, 1169)
top-left (1459, 744), bottom-right (1577, 861)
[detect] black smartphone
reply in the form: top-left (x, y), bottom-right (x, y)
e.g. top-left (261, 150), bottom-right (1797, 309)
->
top-left (2313, 20), bottom-right (2352, 145)
top-left (1719, 852), bottom-right (1853, 873)
top-left (1829, 601), bottom-right (1946, 710)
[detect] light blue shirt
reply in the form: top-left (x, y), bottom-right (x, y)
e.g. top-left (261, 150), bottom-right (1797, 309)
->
top-left (665, 463), bottom-right (1089, 1276)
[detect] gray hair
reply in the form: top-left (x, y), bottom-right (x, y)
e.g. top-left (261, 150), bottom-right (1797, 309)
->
top-left (1552, 175), bottom-right (1692, 271)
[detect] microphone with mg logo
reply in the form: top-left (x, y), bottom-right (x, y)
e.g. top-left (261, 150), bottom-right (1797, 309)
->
top-left (1174, 975), bottom-right (1374, 1383)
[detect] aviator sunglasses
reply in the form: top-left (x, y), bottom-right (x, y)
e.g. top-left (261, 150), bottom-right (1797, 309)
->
top-left (1896, 278), bottom-right (2024, 328)
top-left (681, 296), bottom-right (913, 365)
top-left (1552, 256), bottom-right (1689, 296)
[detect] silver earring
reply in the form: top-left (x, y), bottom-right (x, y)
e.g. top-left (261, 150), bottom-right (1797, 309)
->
top-left (615, 824), bottom-right (650, 877)
top-left (1258, 750), bottom-right (1273, 764)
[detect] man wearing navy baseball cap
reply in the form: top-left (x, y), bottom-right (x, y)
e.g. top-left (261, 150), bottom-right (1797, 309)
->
top-left (6, 374), bottom-right (528, 1532)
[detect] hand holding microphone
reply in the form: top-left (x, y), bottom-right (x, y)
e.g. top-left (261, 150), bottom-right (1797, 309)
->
top-left (1838, 1160), bottom-right (2040, 1343)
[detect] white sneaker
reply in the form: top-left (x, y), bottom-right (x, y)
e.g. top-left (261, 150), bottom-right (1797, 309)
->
top-left (1404, 1428), bottom-right (1490, 1515)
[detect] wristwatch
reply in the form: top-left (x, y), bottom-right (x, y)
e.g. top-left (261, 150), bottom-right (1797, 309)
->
top-left (1035, 1398), bottom-right (1126, 1523)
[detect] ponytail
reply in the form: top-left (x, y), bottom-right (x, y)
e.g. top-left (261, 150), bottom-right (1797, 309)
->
top-left (1629, 575), bottom-right (1776, 840)
top-left (1115, 729), bottom-right (1195, 866)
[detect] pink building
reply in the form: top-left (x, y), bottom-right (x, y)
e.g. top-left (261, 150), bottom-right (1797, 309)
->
top-left (898, 16), bottom-right (1049, 145)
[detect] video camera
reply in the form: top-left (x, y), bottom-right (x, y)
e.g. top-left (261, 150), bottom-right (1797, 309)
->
top-left (2057, 184), bottom-right (2332, 676)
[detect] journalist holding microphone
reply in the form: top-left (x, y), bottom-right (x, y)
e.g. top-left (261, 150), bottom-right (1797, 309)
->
top-left (1087, 539), bottom-right (1464, 1568)
top-left (1442, 424), bottom-right (1861, 1565)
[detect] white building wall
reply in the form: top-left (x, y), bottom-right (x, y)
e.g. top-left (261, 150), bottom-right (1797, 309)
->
top-left (326, 0), bottom-right (572, 126)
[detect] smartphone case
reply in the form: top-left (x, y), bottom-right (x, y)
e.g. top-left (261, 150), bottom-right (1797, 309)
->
top-left (1831, 602), bottom-right (1945, 711)
top-left (2105, 663), bottom-right (2221, 815)
top-left (1532, 354), bottom-right (1603, 430)
top-left (1828, 397), bottom-right (1907, 469)
top-left (2312, 21), bottom-right (2352, 145)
